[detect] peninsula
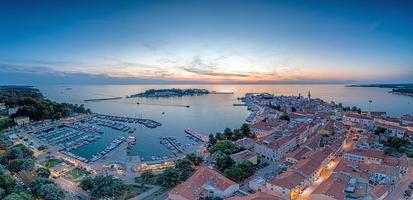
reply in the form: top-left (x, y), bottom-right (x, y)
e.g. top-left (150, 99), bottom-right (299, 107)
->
top-left (346, 83), bottom-right (413, 97)
top-left (127, 88), bottom-right (210, 98)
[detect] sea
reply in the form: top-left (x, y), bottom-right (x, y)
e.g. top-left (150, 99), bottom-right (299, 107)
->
top-left (37, 84), bottom-right (413, 160)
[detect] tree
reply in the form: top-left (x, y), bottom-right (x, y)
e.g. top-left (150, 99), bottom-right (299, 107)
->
top-left (0, 173), bottom-right (17, 195)
top-left (36, 167), bottom-right (51, 178)
top-left (240, 123), bottom-right (251, 138)
top-left (212, 151), bottom-right (234, 172)
top-left (140, 170), bottom-right (156, 184)
top-left (224, 166), bottom-right (244, 182)
top-left (7, 144), bottom-right (34, 160)
top-left (157, 168), bottom-right (179, 187)
top-left (291, 107), bottom-right (297, 112)
top-left (208, 134), bottom-right (217, 146)
top-left (88, 175), bottom-right (126, 199)
top-left (37, 145), bottom-right (48, 151)
top-left (7, 159), bottom-right (34, 173)
top-left (374, 127), bottom-right (386, 135)
top-left (3, 192), bottom-right (34, 200)
top-left (279, 115), bottom-right (290, 121)
top-left (223, 161), bottom-right (254, 182)
top-left (186, 153), bottom-right (204, 166)
top-left (223, 128), bottom-right (233, 140)
top-left (215, 132), bottom-right (224, 141)
top-left (79, 176), bottom-right (93, 191)
top-left (209, 140), bottom-right (235, 155)
top-left (175, 159), bottom-right (194, 181)
top-left (29, 177), bottom-right (55, 196)
top-left (37, 183), bottom-right (66, 200)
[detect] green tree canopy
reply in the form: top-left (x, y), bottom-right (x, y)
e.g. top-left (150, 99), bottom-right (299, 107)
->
top-left (3, 192), bottom-right (34, 200)
top-left (35, 167), bottom-right (51, 178)
top-left (87, 175), bottom-right (126, 199)
top-left (157, 168), bottom-right (180, 187)
top-left (185, 153), bottom-right (203, 166)
top-left (209, 140), bottom-right (235, 155)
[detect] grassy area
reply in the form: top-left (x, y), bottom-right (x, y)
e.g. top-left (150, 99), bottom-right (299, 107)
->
top-left (142, 187), bottom-right (169, 200)
top-left (42, 158), bottom-right (63, 168)
top-left (64, 167), bottom-right (91, 182)
top-left (121, 184), bottom-right (152, 200)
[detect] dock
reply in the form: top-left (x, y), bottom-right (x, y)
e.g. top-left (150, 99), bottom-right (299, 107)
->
top-left (233, 103), bottom-right (247, 106)
top-left (160, 137), bottom-right (184, 153)
top-left (184, 128), bottom-right (209, 143)
top-left (84, 97), bottom-right (122, 102)
top-left (137, 102), bottom-right (190, 108)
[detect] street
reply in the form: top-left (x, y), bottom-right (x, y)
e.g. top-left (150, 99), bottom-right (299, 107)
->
top-left (385, 174), bottom-right (413, 200)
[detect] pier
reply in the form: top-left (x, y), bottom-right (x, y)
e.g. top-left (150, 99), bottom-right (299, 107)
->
top-left (84, 97), bottom-right (122, 102)
top-left (184, 128), bottom-right (209, 143)
top-left (160, 137), bottom-right (184, 154)
top-left (137, 102), bottom-right (190, 108)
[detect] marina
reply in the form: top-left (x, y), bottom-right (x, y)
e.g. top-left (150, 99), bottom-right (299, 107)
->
top-left (14, 113), bottom-right (163, 164)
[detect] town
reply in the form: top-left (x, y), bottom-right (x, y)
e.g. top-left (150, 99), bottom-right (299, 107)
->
top-left (1, 87), bottom-right (413, 200)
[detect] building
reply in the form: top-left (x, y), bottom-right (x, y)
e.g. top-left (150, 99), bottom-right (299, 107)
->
top-left (370, 185), bottom-right (389, 200)
top-left (311, 173), bottom-right (350, 200)
top-left (7, 107), bottom-right (20, 115)
top-left (401, 115), bottom-right (413, 126)
top-left (234, 138), bottom-right (255, 150)
top-left (265, 170), bottom-right (306, 199)
top-left (285, 146), bottom-right (312, 164)
top-left (343, 113), bottom-right (373, 127)
top-left (374, 122), bottom-right (407, 138)
top-left (250, 119), bottom-right (288, 137)
top-left (168, 166), bottom-right (239, 200)
top-left (14, 116), bottom-right (30, 126)
top-left (248, 176), bottom-right (266, 192)
top-left (343, 149), bottom-right (384, 164)
top-left (226, 192), bottom-right (283, 200)
top-left (254, 134), bottom-right (296, 161)
top-left (0, 103), bottom-right (6, 110)
top-left (230, 150), bottom-right (258, 165)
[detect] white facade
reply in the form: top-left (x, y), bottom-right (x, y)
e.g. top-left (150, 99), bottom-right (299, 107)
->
top-left (254, 137), bottom-right (297, 161)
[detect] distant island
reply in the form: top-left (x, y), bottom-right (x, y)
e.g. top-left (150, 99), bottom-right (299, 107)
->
top-left (128, 88), bottom-right (210, 98)
top-left (346, 83), bottom-right (413, 97)
top-left (391, 88), bottom-right (413, 97)
top-left (346, 83), bottom-right (413, 89)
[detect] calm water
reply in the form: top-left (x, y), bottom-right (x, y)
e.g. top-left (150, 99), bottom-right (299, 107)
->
top-left (37, 84), bottom-right (413, 159)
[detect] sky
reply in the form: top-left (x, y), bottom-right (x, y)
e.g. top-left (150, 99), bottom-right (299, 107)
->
top-left (0, 0), bottom-right (412, 85)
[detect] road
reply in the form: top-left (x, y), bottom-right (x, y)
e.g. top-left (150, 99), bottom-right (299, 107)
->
top-left (385, 174), bottom-right (413, 200)
top-left (297, 158), bottom-right (341, 200)
top-left (54, 177), bottom-right (90, 200)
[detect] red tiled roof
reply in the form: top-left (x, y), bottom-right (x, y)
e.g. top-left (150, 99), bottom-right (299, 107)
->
top-left (226, 192), bottom-right (283, 200)
top-left (267, 171), bottom-right (305, 190)
top-left (313, 173), bottom-right (350, 200)
top-left (346, 148), bottom-right (384, 160)
top-left (371, 185), bottom-right (388, 198)
top-left (169, 167), bottom-right (237, 200)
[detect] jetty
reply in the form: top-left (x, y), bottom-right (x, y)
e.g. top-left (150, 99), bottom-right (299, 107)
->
top-left (84, 97), bottom-right (122, 102)
top-left (184, 128), bottom-right (209, 143)
top-left (137, 102), bottom-right (190, 108)
top-left (233, 103), bottom-right (247, 106)
top-left (160, 137), bottom-right (184, 154)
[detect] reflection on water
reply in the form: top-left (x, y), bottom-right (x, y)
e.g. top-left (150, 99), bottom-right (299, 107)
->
top-left (37, 84), bottom-right (413, 158)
